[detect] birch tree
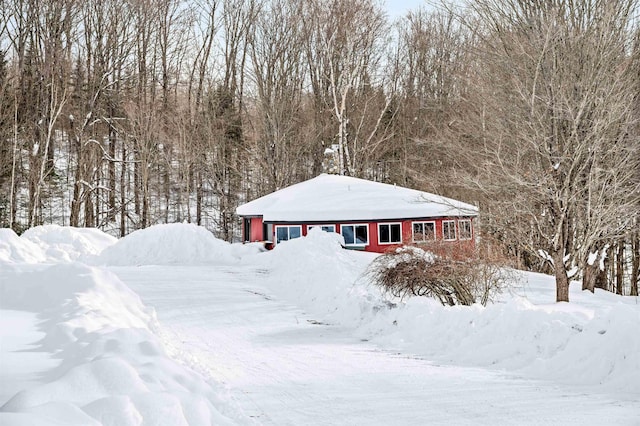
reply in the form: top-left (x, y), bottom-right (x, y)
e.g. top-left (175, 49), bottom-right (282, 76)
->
top-left (304, 0), bottom-right (389, 177)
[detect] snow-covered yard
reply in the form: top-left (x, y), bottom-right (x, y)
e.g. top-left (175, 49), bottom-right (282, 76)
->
top-left (1, 224), bottom-right (639, 425)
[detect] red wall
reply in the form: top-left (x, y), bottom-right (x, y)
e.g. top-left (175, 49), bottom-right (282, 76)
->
top-left (244, 216), bottom-right (476, 254)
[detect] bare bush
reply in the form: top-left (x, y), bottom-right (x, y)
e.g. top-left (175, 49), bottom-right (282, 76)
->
top-left (366, 244), bottom-right (515, 306)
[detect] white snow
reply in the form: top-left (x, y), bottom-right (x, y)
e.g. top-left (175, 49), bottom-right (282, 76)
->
top-left (1, 224), bottom-right (639, 425)
top-left (236, 174), bottom-right (479, 222)
top-left (22, 225), bottom-right (118, 263)
top-left (95, 223), bottom-right (256, 266)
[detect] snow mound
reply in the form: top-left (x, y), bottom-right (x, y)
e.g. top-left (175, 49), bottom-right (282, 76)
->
top-left (257, 230), bottom-right (640, 393)
top-left (21, 225), bottom-right (117, 263)
top-left (0, 263), bottom-right (240, 425)
top-left (0, 229), bottom-right (47, 264)
top-left (363, 291), bottom-right (640, 393)
top-left (97, 223), bottom-right (237, 266)
top-left (254, 228), bottom-right (382, 324)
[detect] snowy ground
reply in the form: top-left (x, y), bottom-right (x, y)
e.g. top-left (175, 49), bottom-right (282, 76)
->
top-left (1, 224), bottom-right (639, 425)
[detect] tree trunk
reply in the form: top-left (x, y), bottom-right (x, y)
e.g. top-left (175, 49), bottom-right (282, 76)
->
top-left (631, 232), bottom-right (639, 297)
top-left (616, 241), bottom-right (625, 295)
top-left (108, 122), bottom-right (116, 222)
top-left (196, 170), bottom-right (202, 226)
top-left (582, 261), bottom-right (598, 293)
top-left (119, 142), bottom-right (126, 237)
top-left (553, 250), bottom-right (570, 302)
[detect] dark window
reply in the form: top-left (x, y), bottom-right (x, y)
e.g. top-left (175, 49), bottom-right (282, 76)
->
top-left (276, 226), bottom-right (302, 243)
top-left (341, 224), bottom-right (368, 245)
top-left (378, 223), bottom-right (402, 244)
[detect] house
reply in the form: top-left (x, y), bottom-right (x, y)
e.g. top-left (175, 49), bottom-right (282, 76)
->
top-left (236, 174), bottom-right (478, 253)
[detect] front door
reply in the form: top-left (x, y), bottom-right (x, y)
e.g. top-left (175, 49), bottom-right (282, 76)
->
top-left (243, 218), bottom-right (251, 242)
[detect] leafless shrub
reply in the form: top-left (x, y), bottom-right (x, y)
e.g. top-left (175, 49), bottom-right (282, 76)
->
top-left (366, 242), bottom-right (516, 306)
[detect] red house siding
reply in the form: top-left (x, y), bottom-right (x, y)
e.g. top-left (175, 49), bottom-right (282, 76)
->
top-left (246, 216), bottom-right (476, 253)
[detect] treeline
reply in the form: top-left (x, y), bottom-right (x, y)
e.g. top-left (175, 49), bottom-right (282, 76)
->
top-left (0, 0), bottom-right (638, 300)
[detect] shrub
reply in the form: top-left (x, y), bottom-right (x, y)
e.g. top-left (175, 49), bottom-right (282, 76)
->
top-left (366, 243), bottom-right (515, 306)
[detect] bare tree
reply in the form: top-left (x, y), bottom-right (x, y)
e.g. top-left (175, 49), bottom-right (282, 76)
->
top-left (389, 6), bottom-right (475, 191)
top-left (459, 0), bottom-right (640, 302)
top-left (303, 0), bottom-right (390, 177)
top-left (247, 0), bottom-right (313, 192)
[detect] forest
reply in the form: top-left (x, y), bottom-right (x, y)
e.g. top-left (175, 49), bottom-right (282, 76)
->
top-left (0, 0), bottom-right (638, 300)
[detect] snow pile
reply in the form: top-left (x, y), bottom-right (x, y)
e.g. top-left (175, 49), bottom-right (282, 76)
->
top-left (0, 229), bottom-right (47, 264)
top-left (21, 225), bottom-right (117, 263)
top-left (97, 223), bottom-right (241, 266)
top-left (2, 224), bottom-right (638, 424)
top-left (0, 226), bottom-right (117, 265)
top-left (253, 228), bottom-right (383, 324)
top-left (0, 263), bottom-right (241, 425)
top-left (525, 301), bottom-right (640, 391)
top-left (256, 231), bottom-right (640, 393)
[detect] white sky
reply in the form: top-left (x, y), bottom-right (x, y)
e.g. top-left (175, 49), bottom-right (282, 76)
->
top-left (384, 0), bottom-right (431, 19)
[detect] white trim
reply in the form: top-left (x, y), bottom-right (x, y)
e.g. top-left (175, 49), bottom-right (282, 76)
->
top-left (411, 221), bottom-right (436, 243)
top-left (458, 219), bottom-right (473, 240)
top-left (340, 223), bottom-right (369, 246)
top-left (378, 222), bottom-right (403, 245)
top-left (443, 220), bottom-right (457, 241)
top-left (274, 225), bottom-right (302, 244)
top-left (306, 224), bottom-right (336, 233)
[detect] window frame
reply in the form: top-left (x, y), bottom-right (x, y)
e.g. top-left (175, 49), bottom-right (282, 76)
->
top-left (274, 225), bottom-right (302, 244)
top-left (411, 221), bottom-right (436, 243)
top-left (377, 222), bottom-right (403, 245)
top-left (458, 219), bottom-right (473, 241)
top-left (306, 224), bottom-right (336, 233)
top-left (340, 223), bottom-right (369, 247)
top-left (442, 220), bottom-right (457, 241)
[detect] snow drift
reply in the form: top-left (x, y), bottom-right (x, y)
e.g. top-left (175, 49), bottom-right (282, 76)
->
top-left (0, 263), bottom-right (241, 425)
top-left (0, 229), bottom-right (47, 264)
top-left (0, 225), bottom-right (117, 265)
top-left (96, 223), bottom-right (250, 266)
top-left (253, 228), bottom-right (383, 324)
top-left (21, 225), bottom-right (117, 263)
top-left (253, 229), bottom-right (640, 394)
top-left (2, 223), bottom-right (638, 425)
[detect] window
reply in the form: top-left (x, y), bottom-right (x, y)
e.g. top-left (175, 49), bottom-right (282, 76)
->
top-left (443, 220), bottom-right (456, 241)
top-left (307, 224), bottom-right (336, 233)
top-left (412, 221), bottom-right (435, 243)
top-left (340, 224), bottom-right (369, 246)
top-left (275, 225), bottom-right (302, 244)
top-left (378, 223), bottom-right (402, 244)
top-left (459, 219), bottom-right (472, 240)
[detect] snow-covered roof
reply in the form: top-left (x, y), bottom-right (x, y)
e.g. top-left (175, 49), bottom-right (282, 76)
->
top-left (236, 174), bottom-right (478, 222)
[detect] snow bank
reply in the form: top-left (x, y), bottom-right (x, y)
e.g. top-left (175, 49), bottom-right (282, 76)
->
top-left (0, 263), bottom-right (241, 425)
top-left (0, 229), bottom-right (47, 264)
top-left (252, 228), bottom-right (383, 324)
top-left (257, 230), bottom-right (640, 393)
top-left (0, 226), bottom-right (116, 265)
top-left (21, 225), bottom-right (117, 263)
top-left (96, 223), bottom-right (242, 266)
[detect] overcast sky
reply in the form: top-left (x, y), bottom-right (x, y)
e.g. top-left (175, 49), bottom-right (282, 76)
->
top-left (384, 0), bottom-right (431, 19)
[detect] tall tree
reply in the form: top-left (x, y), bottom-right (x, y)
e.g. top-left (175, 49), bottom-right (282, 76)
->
top-left (247, 0), bottom-right (311, 192)
top-left (304, 0), bottom-right (390, 177)
top-left (460, 0), bottom-right (640, 302)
